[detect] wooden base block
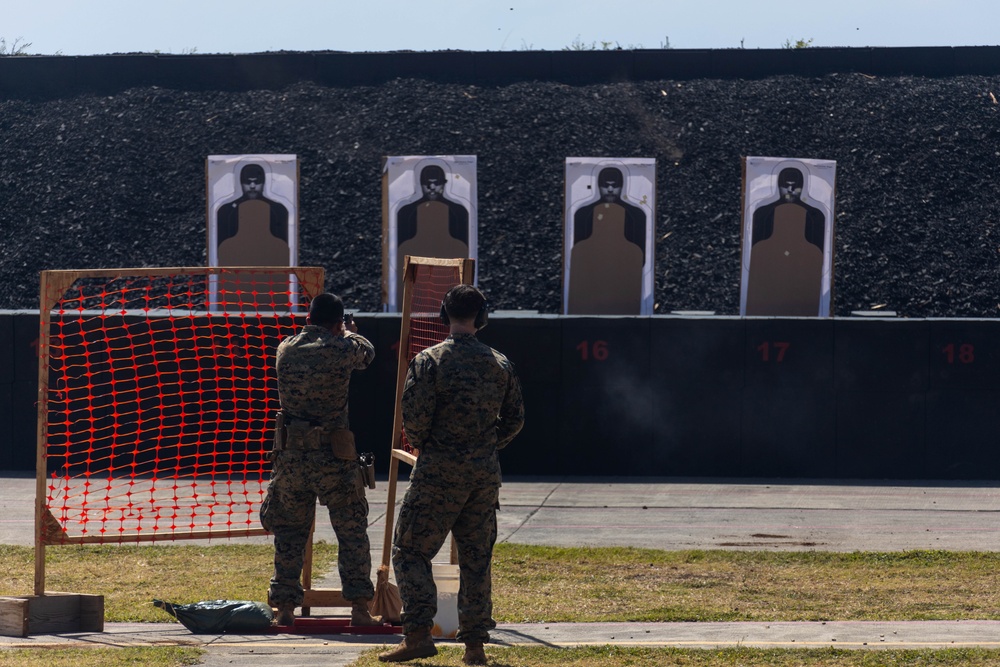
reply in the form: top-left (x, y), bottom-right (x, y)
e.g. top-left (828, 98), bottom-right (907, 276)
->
top-left (0, 592), bottom-right (104, 637)
top-left (301, 588), bottom-right (350, 611)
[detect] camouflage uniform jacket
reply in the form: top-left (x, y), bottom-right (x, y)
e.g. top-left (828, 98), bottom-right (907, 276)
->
top-left (275, 325), bottom-right (375, 429)
top-left (402, 333), bottom-right (524, 474)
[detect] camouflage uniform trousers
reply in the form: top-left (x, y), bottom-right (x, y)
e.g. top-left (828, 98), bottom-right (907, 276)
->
top-left (261, 449), bottom-right (375, 605)
top-left (392, 470), bottom-right (499, 644)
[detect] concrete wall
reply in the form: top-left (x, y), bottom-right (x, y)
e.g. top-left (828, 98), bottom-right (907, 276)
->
top-left (3, 310), bottom-right (997, 480)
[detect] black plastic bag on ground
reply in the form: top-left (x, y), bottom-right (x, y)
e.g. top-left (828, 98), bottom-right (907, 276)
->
top-left (153, 598), bottom-right (274, 633)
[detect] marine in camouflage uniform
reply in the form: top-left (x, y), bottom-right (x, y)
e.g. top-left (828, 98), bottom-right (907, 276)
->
top-left (383, 284), bottom-right (524, 664)
top-left (261, 293), bottom-right (376, 617)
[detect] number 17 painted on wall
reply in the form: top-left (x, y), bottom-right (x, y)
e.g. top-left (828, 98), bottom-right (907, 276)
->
top-left (756, 341), bottom-right (790, 362)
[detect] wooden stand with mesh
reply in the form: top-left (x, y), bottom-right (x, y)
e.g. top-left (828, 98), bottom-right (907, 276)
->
top-left (0, 266), bottom-right (324, 637)
top-left (369, 255), bottom-right (475, 624)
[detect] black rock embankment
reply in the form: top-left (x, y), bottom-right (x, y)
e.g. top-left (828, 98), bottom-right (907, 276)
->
top-left (3, 72), bottom-right (1000, 316)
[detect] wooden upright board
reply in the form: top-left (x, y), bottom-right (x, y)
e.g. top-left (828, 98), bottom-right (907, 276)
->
top-left (381, 156), bottom-right (477, 311)
top-left (740, 157), bottom-right (837, 317)
top-left (380, 256), bottom-right (476, 573)
top-left (206, 155), bottom-right (300, 311)
top-left (564, 158), bottom-right (656, 315)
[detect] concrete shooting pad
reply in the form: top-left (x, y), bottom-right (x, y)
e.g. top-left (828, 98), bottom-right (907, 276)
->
top-left (4, 473), bottom-right (1000, 664)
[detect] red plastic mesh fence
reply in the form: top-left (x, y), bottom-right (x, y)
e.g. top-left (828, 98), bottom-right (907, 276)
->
top-left (407, 263), bottom-right (460, 360)
top-left (398, 261), bottom-right (465, 454)
top-left (38, 267), bottom-right (324, 544)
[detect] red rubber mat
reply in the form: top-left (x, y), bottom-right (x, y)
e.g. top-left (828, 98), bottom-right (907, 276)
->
top-left (266, 618), bottom-right (402, 635)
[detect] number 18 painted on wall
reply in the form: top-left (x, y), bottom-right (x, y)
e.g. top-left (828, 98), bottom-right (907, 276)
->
top-left (941, 343), bottom-right (974, 364)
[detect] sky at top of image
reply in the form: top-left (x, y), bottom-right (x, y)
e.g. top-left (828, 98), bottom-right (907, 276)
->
top-left (6, 0), bottom-right (1000, 56)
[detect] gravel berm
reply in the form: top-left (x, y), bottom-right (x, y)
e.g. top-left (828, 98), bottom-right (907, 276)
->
top-left (3, 71), bottom-right (999, 316)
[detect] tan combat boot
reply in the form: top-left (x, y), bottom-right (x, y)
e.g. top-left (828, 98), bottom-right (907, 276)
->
top-left (274, 602), bottom-right (295, 627)
top-left (377, 627), bottom-right (437, 662)
top-left (351, 598), bottom-right (381, 626)
top-left (463, 641), bottom-right (487, 665)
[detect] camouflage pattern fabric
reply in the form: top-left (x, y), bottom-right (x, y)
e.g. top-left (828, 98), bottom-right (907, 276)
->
top-left (275, 326), bottom-right (374, 429)
top-left (263, 324), bottom-right (376, 606)
top-left (400, 333), bottom-right (523, 459)
top-left (393, 333), bottom-right (525, 642)
top-left (262, 450), bottom-right (374, 604)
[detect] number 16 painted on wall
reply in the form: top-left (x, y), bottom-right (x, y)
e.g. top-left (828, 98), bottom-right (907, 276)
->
top-left (576, 340), bottom-right (609, 361)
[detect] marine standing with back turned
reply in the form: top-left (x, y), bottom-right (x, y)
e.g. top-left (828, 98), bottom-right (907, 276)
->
top-left (379, 284), bottom-right (525, 665)
top-left (261, 293), bottom-right (380, 627)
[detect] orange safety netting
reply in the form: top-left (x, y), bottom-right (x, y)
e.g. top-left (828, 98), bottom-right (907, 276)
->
top-left (407, 263), bottom-right (458, 359)
top-left (39, 267), bottom-right (323, 544)
top-left (398, 262), bottom-right (462, 454)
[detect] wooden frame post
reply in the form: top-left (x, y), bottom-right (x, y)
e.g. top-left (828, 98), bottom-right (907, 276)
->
top-left (380, 256), bottom-right (476, 576)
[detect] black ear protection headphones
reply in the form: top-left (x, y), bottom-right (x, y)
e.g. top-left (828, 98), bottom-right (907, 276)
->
top-left (440, 286), bottom-right (489, 330)
top-left (474, 301), bottom-right (489, 330)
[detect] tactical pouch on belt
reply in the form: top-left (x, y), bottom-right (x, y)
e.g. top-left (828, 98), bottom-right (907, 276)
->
top-left (285, 419), bottom-right (326, 451)
top-left (268, 411), bottom-right (287, 461)
top-left (328, 430), bottom-right (359, 461)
